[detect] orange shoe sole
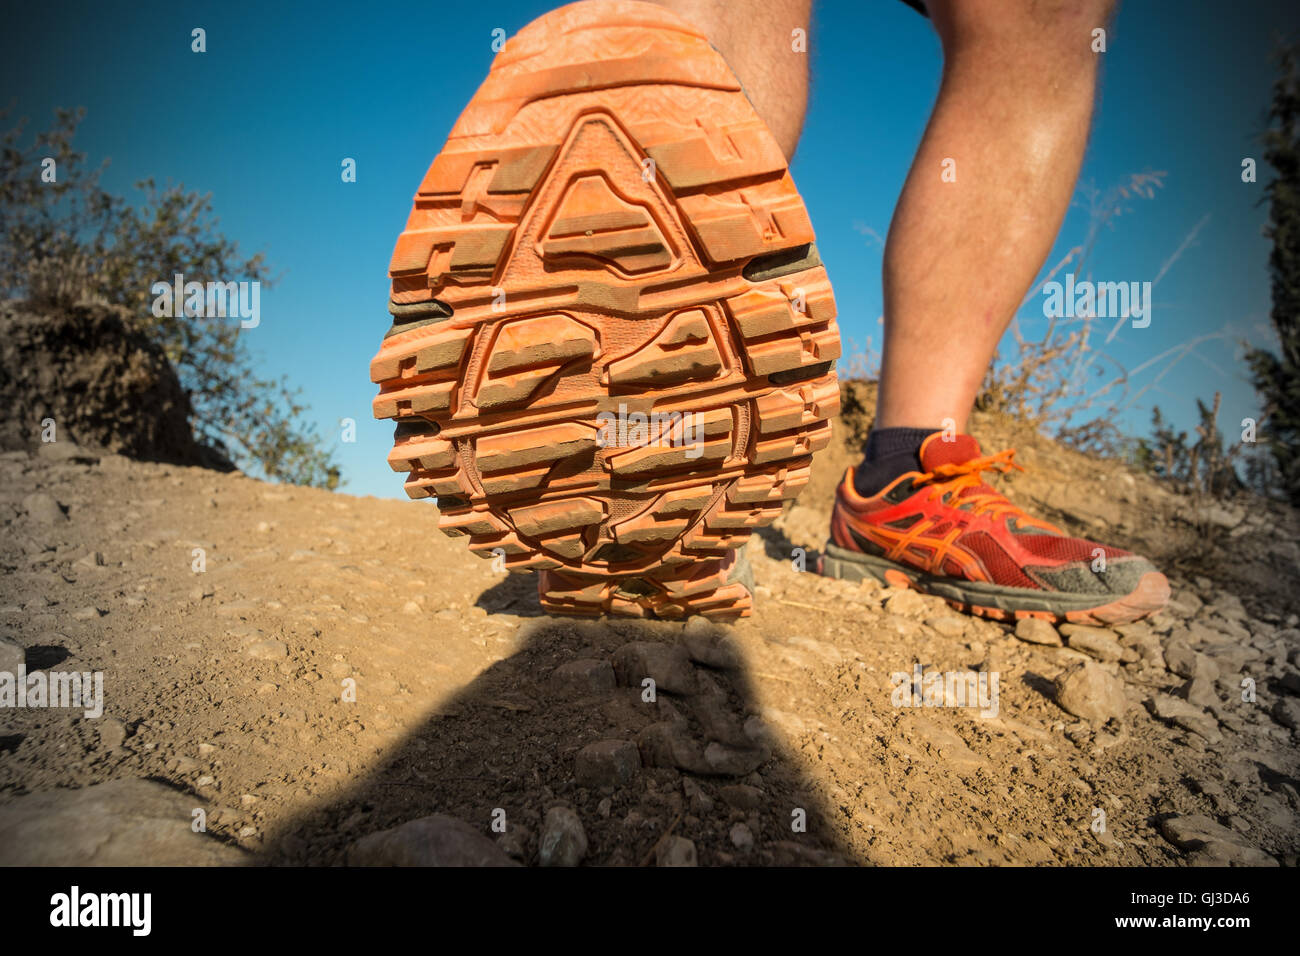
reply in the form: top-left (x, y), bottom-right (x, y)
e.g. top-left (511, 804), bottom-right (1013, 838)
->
top-left (369, 0), bottom-right (840, 619)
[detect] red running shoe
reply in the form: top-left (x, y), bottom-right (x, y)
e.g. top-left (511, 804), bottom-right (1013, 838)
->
top-left (820, 433), bottom-right (1170, 625)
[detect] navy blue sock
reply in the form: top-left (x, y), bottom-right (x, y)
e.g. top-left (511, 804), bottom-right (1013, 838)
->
top-left (851, 426), bottom-right (934, 497)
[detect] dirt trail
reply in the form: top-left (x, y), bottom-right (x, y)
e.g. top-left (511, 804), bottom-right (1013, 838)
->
top-left (1, 394), bottom-right (1298, 866)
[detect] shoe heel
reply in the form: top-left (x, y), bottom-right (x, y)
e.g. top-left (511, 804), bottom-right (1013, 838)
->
top-left (538, 552), bottom-right (752, 621)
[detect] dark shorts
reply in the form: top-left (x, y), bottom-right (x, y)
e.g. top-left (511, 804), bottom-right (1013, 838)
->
top-left (899, 0), bottom-right (929, 16)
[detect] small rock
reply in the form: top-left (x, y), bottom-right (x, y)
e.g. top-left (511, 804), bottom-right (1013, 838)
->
top-left (1178, 677), bottom-right (1219, 709)
top-left (538, 807), bottom-right (587, 867)
top-left (574, 739), bottom-right (640, 788)
top-left (1092, 825), bottom-right (1122, 849)
top-left (1210, 593), bottom-right (1248, 621)
top-left (497, 825), bottom-right (532, 862)
top-left (1055, 661), bottom-right (1127, 722)
top-left (926, 615), bottom-right (967, 638)
top-left (550, 659), bottom-right (616, 696)
top-left (1165, 640), bottom-right (1219, 681)
top-left (70, 607), bottom-right (104, 621)
top-left (0, 636), bottom-right (24, 673)
top-left (656, 835), bottom-right (698, 867)
top-left (97, 718), bottom-right (127, 751)
top-left (881, 587), bottom-right (928, 618)
top-left (766, 841), bottom-right (847, 866)
top-left (1185, 620), bottom-right (1233, 646)
top-left (1206, 615), bottom-right (1250, 643)
top-left (682, 616), bottom-right (722, 638)
top-left (682, 778), bottom-right (714, 814)
top-left (612, 641), bottom-right (696, 695)
top-left (742, 714), bottom-right (779, 749)
top-left (0, 779), bottom-right (246, 865)
top-left (729, 822), bottom-right (755, 851)
top-left (689, 689), bottom-right (750, 748)
top-left (1014, 617), bottom-right (1062, 646)
top-left (681, 625), bottom-right (742, 669)
top-left (637, 722), bottom-right (710, 774)
top-left (905, 715), bottom-right (988, 771)
top-left (719, 784), bottom-right (765, 810)
top-left (1113, 621), bottom-right (1154, 640)
top-left (348, 814), bottom-right (519, 866)
top-left (22, 493), bottom-right (66, 524)
top-left (37, 441), bottom-right (99, 465)
top-left (1159, 815), bottom-right (1277, 866)
top-left (1061, 624), bottom-right (1131, 662)
top-left (704, 740), bottom-right (769, 776)
top-left (1148, 695), bottom-right (1222, 743)
top-left (1272, 697), bottom-right (1300, 730)
top-left (244, 640), bottom-right (288, 660)
top-left (1119, 632), bottom-right (1165, 668)
top-left (1167, 589), bottom-right (1203, 618)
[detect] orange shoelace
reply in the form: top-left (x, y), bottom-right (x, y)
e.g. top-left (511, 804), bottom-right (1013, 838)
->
top-left (914, 448), bottom-right (1031, 521)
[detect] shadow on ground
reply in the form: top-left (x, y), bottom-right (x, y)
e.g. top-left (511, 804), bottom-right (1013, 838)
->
top-left (261, 579), bottom-right (858, 866)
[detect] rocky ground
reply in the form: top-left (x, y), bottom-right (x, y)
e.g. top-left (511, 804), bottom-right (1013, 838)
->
top-left (1, 386), bottom-right (1298, 866)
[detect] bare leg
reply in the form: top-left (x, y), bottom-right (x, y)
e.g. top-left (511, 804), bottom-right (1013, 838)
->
top-left (650, 0), bottom-right (811, 159)
top-left (875, 0), bottom-right (1115, 431)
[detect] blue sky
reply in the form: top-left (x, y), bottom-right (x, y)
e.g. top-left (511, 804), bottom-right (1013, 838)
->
top-left (4, 0), bottom-right (1297, 497)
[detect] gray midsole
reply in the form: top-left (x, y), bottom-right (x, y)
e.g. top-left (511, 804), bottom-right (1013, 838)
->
top-left (821, 543), bottom-right (1108, 612)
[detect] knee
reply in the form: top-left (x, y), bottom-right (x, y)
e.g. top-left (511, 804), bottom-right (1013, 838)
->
top-left (928, 0), bottom-right (1116, 63)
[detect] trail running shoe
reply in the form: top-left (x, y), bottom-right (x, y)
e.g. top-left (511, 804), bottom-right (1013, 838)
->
top-left (368, 0), bottom-right (839, 619)
top-left (820, 433), bottom-right (1171, 625)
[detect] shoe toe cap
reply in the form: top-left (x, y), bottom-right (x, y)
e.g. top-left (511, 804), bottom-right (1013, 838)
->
top-left (1030, 554), bottom-right (1161, 598)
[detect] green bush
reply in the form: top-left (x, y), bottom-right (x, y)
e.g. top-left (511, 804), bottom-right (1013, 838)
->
top-left (1247, 44), bottom-right (1300, 506)
top-left (0, 107), bottom-right (339, 489)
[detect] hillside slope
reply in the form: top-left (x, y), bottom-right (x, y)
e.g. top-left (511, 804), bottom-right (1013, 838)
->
top-left (0, 394), bottom-right (1297, 866)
